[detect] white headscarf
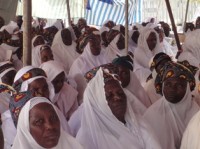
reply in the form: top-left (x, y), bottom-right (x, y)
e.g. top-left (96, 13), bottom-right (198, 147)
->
top-left (31, 45), bottom-right (44, 67)
top-left (76, 68), bottom-right (161, 149)
top-left (40, 60), bottom-right (78, 119)
top-left (0, 21), bottom-right (19, 34)
top-left (180, 110), bottom-right (200, 149)
top-left (12, 97), bottom-right (83, 149)
top-left (51, 29), bottom-right (80, 74)
top-left (106, 34), bottom-right (127, 62)
top-left (143, 83), bottom-right (199, 149)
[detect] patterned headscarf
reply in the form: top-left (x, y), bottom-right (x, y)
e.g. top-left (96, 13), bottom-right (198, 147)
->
top-left (155, 61), bottom-right (198, 95)
top-left (84, 63), bottom-right (118, 83)
top-left (112, 55), bottom-right (133, 71)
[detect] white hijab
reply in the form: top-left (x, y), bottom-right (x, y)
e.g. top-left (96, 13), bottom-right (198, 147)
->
top-left (106, 34), bottom-right (127, 62)
top-left (51, 29), bottom-right (80, 74)
top-left (76, 68), bottom-right (161, 149)
top-left (12, 97), bottom-right (83, 149)
top-left (40, 60), bottom-right (78, 119)
top-left (143, 83), bottom-right (199, 149)
top-left (31, 45), bottom-right (44, 67)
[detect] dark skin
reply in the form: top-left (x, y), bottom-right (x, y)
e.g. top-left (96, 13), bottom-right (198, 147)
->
top-left (117, 65), bottom-right (130, 88)
top-left (147, 32), bottom-right (157, 51)
top-left (1, 70), bottom-right (16, 86)
top-left (131, 31), bottom-right (140, 44)
top-left (77, 18), bottom-right (87, 31)
top-left (0, 128), bottom-right (3, 149)
top-left (104, 79), bottom-right (127, 124)
top-left (163, 77), bottom-right (187, 104)
top-left (195, 17), bottom-right (200, 29)
top-left (33, 36), bottom-right (45, 47)
top-left (116, 34), bottom-right (125, 50)
top-left (29, 103), bottom-right (60, 148)
top-left (40, 47), bottom-right (54, 63)
top-left (104, 21), bottom-right (115, 30)
top-left (61, 29), bottom-right (72, 46)
top-left (89, 36), bottom-right (101, 56)
top-left (51, 72), bottom-right (65, 94)
top-left (28, 78), bottom-right (49, 99)
top-left (0, 16), bottom-right (5, 29)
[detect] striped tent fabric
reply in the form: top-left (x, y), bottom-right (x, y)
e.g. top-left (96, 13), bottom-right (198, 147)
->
top-left (85, 0), bottom-right (142, 26)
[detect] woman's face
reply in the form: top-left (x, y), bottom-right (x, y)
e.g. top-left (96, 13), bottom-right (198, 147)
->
top-left (117, 65), bottom-right (130, 88)
top-left (33, 36), bottom-right (45, 47)
top-left (28, 78), bottom-right (49, 99)
top-left (104, 79), bottom-right (127, 124)
top-left (2, 70), bottom-right (16, 86)
top-left (61, 29), bottom-right (72, 46)
top-left (51, 72), bottom-right (65, 94)
top-left (131, 31), bottom-right (140, 44)
top-left (116, 34), bottom-right (125, 50)
top-left (29, 102), bottom-right (60, 148)
top-left (40, 47), bottom-right (54, 63)
top-left (89, 36), bottom-right (101, 56)
top-left (147, 32), bottom-right (157, 51)
top-left (163, 77), bottom-right (187, 103)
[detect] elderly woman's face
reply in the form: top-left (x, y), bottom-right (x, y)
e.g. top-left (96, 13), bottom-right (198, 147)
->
top-left (51, 72), bottom-right (65, 94)
top-left (29, 102), bottom-right (60, 148)
top-left (61, 29), bottom-right (72, 46)
top-left (28, 78), bottom-right (49, 99)
top-left (33, 36), bottom-right (45, 47)
top-left (117, 65), bottom-right (130, 88)
top-left (89, 36), bottom-right (101, 56)
top-left (147, 32), bottom-right (157, 51)
top-left (105, 79), bottom-right (127, 124)
top-left (163, 77), bottom-right (187, 103)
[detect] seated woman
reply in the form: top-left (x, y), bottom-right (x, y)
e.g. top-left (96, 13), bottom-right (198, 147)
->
top-left (112, 55), bottom-right (151, 108)
top-left (76, 68), bottom-right (161, 149)
top-left (143, 61), bottom-right (199, 149)
top-left (40, 60), bottom-right (78, 120)
top-left (12, 97), bottom-right (83, 149)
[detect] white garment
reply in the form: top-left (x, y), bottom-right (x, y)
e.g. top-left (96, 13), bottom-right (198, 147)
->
top-left (143, 84), bottom-right (199, 149)
top-left (40, 60), bottom-right (78, 120)
top-left (180, 110), bottom-right (200, 149)
top-left (160, 39), bottom-right (177, 60)
top-left (105, 34), bottom-right (127, 62)
top-left (68, 42), bottom-right (109, 104)
top-left (31, 45), bottom-right (43, 67)
top-left (0, 46), bottom-right (12, 62)
top-left (12, 97), bottom-right (83, 149)
top-left (76, 68), bottom-right (161, 149)
top-left (51, 29), bottom-right (80, 74)
top-left (128, 30), bottom-right (138, 54)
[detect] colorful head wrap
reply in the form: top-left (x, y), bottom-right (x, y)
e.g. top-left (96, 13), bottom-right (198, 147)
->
top-left (155, 60), bottom-right (198, 95)
top-left (112, 55), bottom-right (133, 71)
top-left (150, 52), bottom-right (172, 71)
top-left (13, 68), bottom-right (46, 92)
top-left (84, 63), bottom-right (118, 83)
top-left (9, 90), bottom-right (35, 127)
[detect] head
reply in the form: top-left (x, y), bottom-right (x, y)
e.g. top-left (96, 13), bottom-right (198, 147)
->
top-left (15, 16), bottom-right (23, 29)
top-left (61, 29), bottom-right (72, 46)
top-left (116, 34), bottom-right (125, 50)
top-left (0, 62), bottom-right (16, 85)
top-left (104, 78), bottom-right (127, 124)
top-left (28, 78), bottom-right (49, 99)
top-left (33, 36), bottom-right (45, 47)
top-left (0, 16), bottom-right (5, 29)
top-left (77, 18), bottom-right (87, 31)
top-left (2, 70), bottom-right (16, 86)
top-left (89, 35), bottom-right (101, 56)
top-left (104, 20), bottom-right (116, 29)
top-left (131, 30), bottom-right (140, 44)
top-left (147, 32), bottom-right (157, 51)
top-left (51, 71), bottom-right (65, 94)
top-left (195, 17), bottom-right (200, 29)
top-left (40, 46), bottom-right (54, 63)
top-left (29, 101), bottom-right (60, 148)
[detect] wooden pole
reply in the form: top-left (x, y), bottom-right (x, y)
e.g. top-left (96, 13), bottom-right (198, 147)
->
top-left (165, 0), bottom-right (182, 58)
top-left (66, 0), bottom-right (71, 26)
top-left (125, 0), bottom-right (129, 55)
top-left (23, 0), bottom-right (32, 66)
top-left (183, 0), bottom-right (190, 32)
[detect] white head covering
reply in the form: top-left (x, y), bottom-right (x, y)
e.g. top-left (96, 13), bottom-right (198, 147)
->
top-left (12, 97), bottom-right (83, 149)
top-left (180, 110), bottom-right (200, 149)
top-left (51, 29), bottom-right (80, 74)
top-left (143, 83), bottom-right (199, 149)
top-left (76, 68), bottom-right (161, 149)
top-left (0, 61), bottom-right (16, 83)
top-left (0, 21), bottom-right (19, 34)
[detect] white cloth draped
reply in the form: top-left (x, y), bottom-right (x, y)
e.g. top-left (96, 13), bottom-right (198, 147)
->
top-left (12, 97), bottom-right (83, 149)
top-left (143, 84), bottom-right (199, 149)
top-left (51, 29), bottom-right (80, 74)
top-left (76, 68), bottom-right (161, 149)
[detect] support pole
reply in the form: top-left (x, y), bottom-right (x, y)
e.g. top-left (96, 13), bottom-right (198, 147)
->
top-left (165, 0), bottom-right (182, 58)
top-left (183, 0), bottom-right (190, 32)
top-left (66, 0), bottom-right (71, 25)
top-left (23, 0), bottom-right (32, 66)
top-left (125, 0), bottom-right (129, 55)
